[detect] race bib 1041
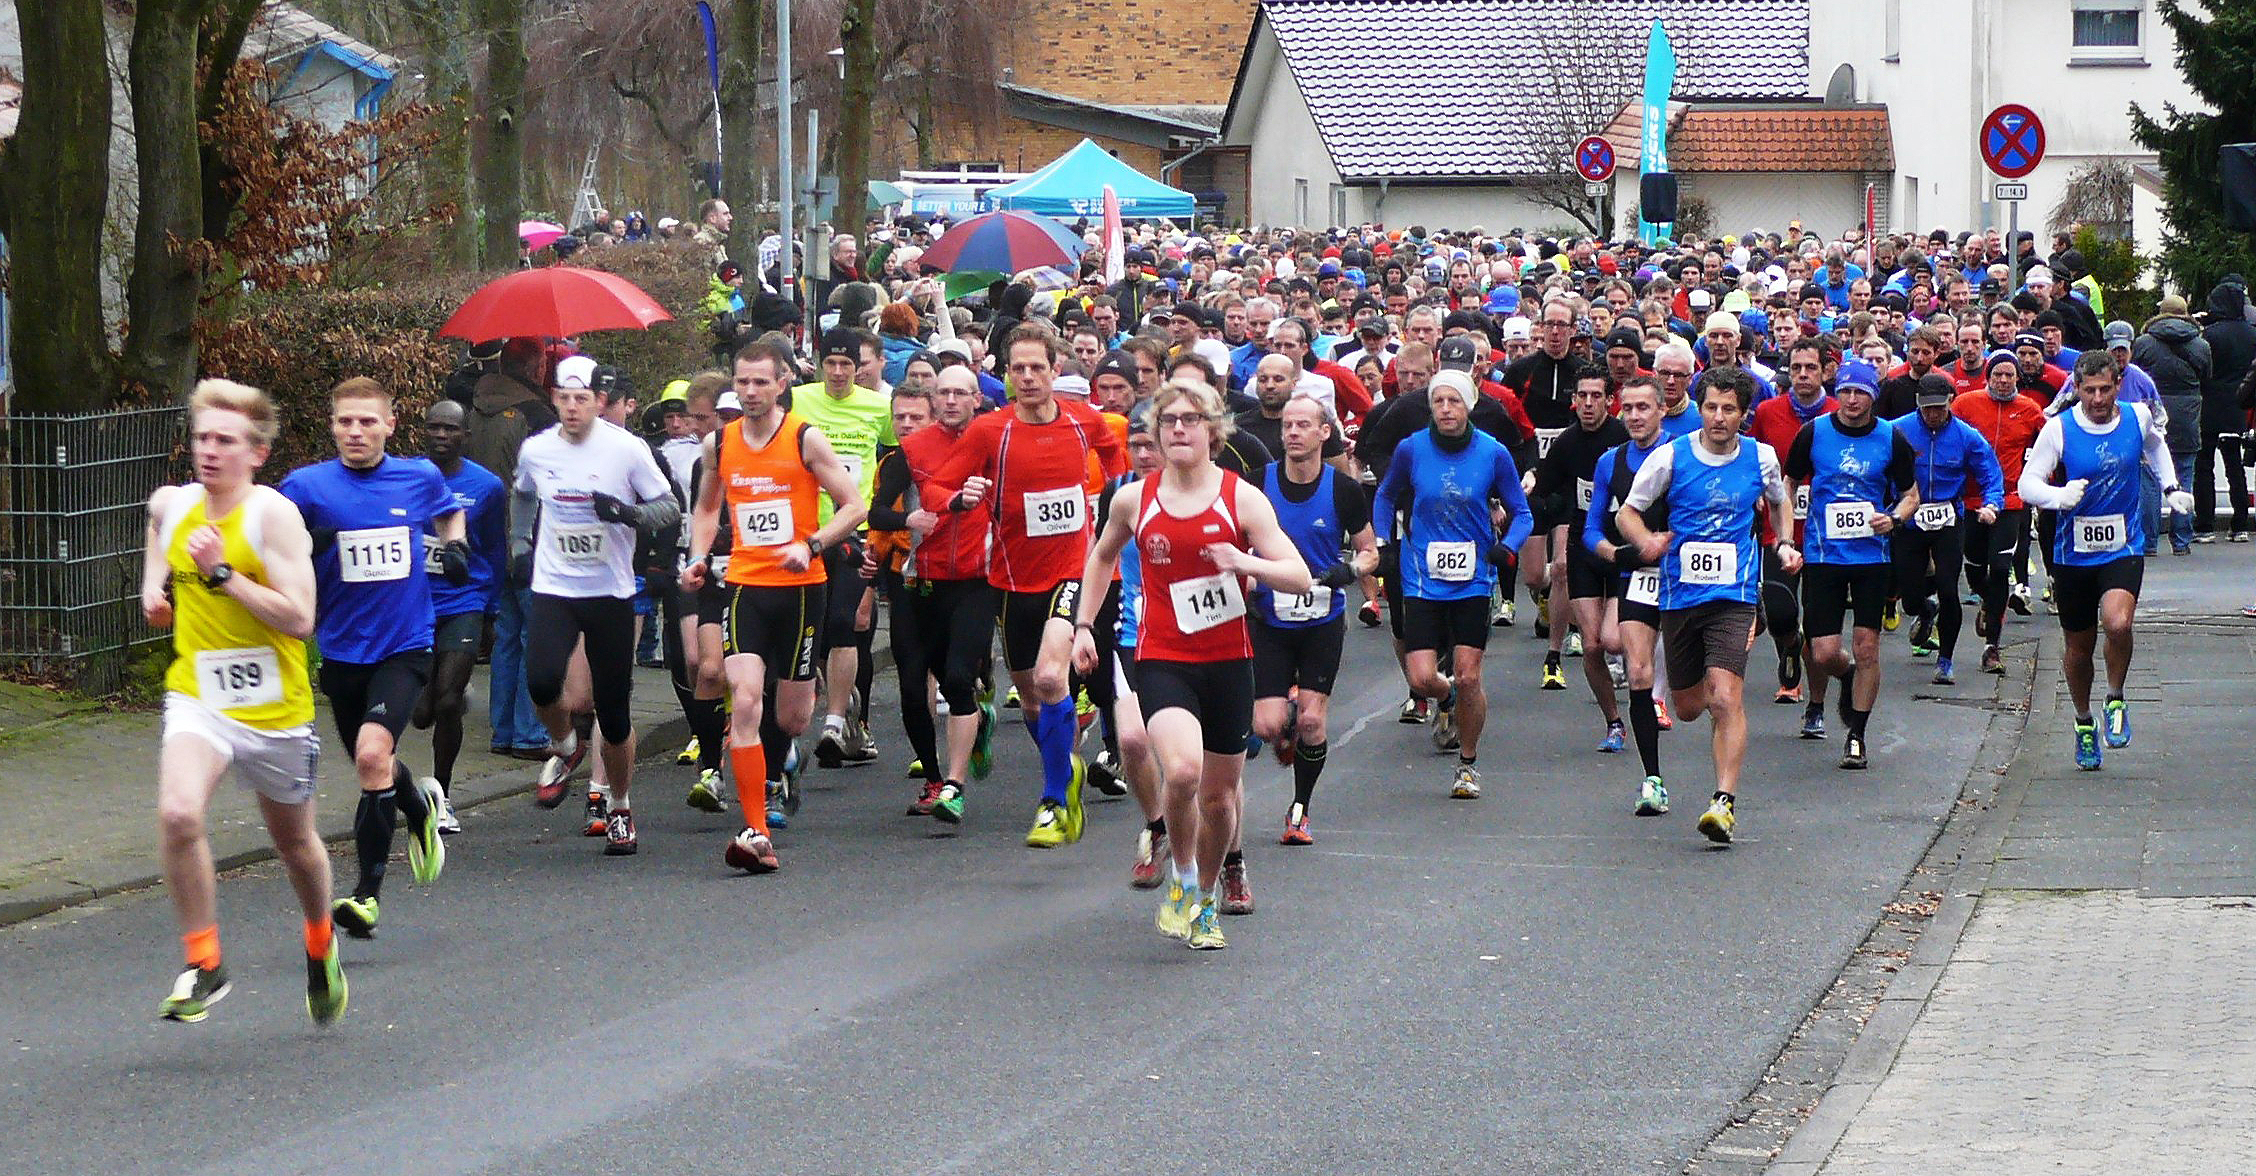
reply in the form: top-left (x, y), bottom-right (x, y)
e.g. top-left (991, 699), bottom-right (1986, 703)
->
top-left (1914, 501), bottom-right (1958, 531)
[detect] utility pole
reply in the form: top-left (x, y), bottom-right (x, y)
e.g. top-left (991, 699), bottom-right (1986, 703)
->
top-left (776, 0), bottom-right (799, 354)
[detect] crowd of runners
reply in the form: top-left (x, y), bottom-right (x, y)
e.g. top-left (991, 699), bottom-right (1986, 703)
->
top-left (142, 216), bottom-right (2249, 1022)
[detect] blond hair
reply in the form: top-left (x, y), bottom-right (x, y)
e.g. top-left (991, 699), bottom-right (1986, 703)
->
top-left (1149, 378), bottom-right (1236, 459)
top-left (190, 379), bottom-right (279, 447)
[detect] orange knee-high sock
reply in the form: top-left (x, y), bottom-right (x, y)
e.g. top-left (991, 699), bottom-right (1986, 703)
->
top-left (304, 916), bottom-right (333, 959)
top-left (730, 742), bottom-right (769, 836)
top-left (184, 924), bottom-right (220, 971)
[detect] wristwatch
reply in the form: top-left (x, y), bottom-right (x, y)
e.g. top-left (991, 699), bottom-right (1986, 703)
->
top-left (202, 562), bottom-right (235, 590)
top-left (807, 535), bottom-right (825, 558)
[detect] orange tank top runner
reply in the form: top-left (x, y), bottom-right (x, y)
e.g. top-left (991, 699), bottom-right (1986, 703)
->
top-left (719, 413), bottom-right (824, 588)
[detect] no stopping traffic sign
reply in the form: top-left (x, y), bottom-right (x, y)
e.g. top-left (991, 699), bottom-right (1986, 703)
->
top-left (1574, 136), bottom-right (1616, 184)
top-left (1980, 105), bottom-right (2046, 180)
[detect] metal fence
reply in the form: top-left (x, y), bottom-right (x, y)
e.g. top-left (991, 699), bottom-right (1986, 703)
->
top-left (0, 406), bottom-right (186, 691)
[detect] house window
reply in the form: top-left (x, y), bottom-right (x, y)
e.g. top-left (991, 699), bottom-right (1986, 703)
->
top-left (2071, 0), bottom-right (2143, 62)
top-left (1296, 178), bottom-right (1309, 225)
top-left (1902, 176), bottom-right (1919, 234)
top-left (1330, 184), bottom-right (1347, 226)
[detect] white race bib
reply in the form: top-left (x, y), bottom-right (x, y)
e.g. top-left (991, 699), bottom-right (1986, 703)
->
top-left (424, 533), bottom-right (446, 576)
top-left (707, 553), bottom-right (730, 578)
top-left (2073, 513), bottom-right (2126, 555)
top-left (1792, 484), bottom-right (1810, 522)
top-left (1824, 500), bottom-right (1875, 540)
top-left (1914, 501), bottom-right (1958, 532)
top-left (1022, 486), bottom-right (1084, 538)
top-left (1680, 540), bottom-right (1737, 586)
top-left (1272, 584), bottom-right (1333, 623)
top-left (195, 646), bottom-right (283, 710)
top-left (1576, 478), bottom-right (1594, 511)
top-left (1626, 567), bottom-right (1661, 606)
top-left (336, 526), bottom-right (412, 583)
top-left (550, 521), bottom-right (609, 565)
top-left (836, 452), bottom-right (865, 489)
top-left (1426, 540), bottom-right (1477, 582)
top-left (734, 499), bottom-right (794, 548)
top-left (1168, 572), bottom-right (1246, 634)
top-left (1536, 427), bottom-right (1565, 460)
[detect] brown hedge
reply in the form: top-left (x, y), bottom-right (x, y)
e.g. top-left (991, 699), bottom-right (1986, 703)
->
top-left (201, 241), bottom-right (719, 475)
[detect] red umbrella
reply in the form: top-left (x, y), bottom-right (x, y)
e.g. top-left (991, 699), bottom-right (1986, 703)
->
top-left (439, 266), bottom-right (674, 341)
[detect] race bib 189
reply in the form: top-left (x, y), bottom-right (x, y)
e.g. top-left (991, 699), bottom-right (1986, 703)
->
top-left (550, 521), bottom-right (608, 565)
top-left (1272, 584), bottom-right (1333, 623)
top-left (195, 646), bottom-right (283, 710)
top-left (734, 499), bottom-right (793, 547)
top-left (1626, 567), bottom-right (1661, 606)
top-left (1168, 572), bottom-right (1246, 634)
top-left (1426, 541), bottom-right (1477, 582)
top-left (1680, 540), bottom-right (1737, 586)
top-left (1023, 486), bottom-right (1084, 538)
top-left (1824, 501), bottom-right (1874, 540)
top-left (337, 526), bottom-right (412, 583)
top-left (1914, 501), bottom-right (1958, 531)
top-left (2073, 513), bottom-right (2126, 555)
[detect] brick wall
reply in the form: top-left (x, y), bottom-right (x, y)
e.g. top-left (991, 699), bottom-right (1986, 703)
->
top-left (1003, 0), bottom-right (1256, 104)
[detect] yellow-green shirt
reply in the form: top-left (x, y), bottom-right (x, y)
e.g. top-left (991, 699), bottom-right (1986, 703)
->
top-left (787, 381), bottom-right (895, 524)
top-left (161, 486), bottom-right (314, 729)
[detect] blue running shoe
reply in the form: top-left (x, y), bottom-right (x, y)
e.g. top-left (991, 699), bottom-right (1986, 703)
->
top-left (2103, 699), bottom-right (2130, 748)
top-left (1597, 721), bottom-right (1625, 754)
top-left (1799, 708), bottom-right (1826, 740)
top-left (2075, 721), bottom-right (2103, 771)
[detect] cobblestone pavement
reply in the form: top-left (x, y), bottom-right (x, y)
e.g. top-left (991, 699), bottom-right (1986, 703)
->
top-left (1816, 889), bottom-right (2256, 1175)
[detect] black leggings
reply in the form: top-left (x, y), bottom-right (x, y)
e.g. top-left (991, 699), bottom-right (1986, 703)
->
top-left (894, 577), bottom-right (997, 716)
top-left (2195, 432), bottom-right (2251, 535)
top-left (884, 570), bottom-right (940, 780)
top-left (1892, 518), bottom-right (1966, 657)
top-left (526, 593), bottom-right (636, 745)
top-left (1962, 509), bottom-right (2023, 644)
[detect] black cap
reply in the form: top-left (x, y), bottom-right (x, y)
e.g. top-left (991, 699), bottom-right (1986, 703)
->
top-left (1436, 335), bottom-right (1482, 372)
top-left (1091, 350), bottom-right (1137, 384)
top-left (1915, 372), bottom-right (1956, 407)
top-left (1605, 326), bottom-right (1644, 354)
top-left (1355, 319), bottom-right (1390, 339)
top-left (820, 328), bottom-right (862, 361)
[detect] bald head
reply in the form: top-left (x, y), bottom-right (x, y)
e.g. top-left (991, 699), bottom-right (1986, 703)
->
top-left (1255, 351), bottom-right (1300, 412)
top-left (932, 364), bottom-right (983, 428)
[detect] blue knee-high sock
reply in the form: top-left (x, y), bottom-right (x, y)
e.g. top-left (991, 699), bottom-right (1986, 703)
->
top-left (1036, 697), bottom-right (1075, 804)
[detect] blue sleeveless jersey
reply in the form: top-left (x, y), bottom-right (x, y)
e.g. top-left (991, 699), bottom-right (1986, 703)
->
top-left (1803, 416), bottom-right (1898, 567)
top-left (1660, 436), bottom-right (1765, 610)
top-left (2052, 407), bottom-right (2148, 568)
top-left (1254, 463), bottom-right (1347, 628)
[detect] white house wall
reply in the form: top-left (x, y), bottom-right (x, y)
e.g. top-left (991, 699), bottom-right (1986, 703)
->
top-left (1680, 172), bottom-right (1868, 243)
top-left (1231, 32), bottom-right (1349, 227)
top-left (1354, 185), bottom-right (1573, 237)
top-left (1808, 0), bottom-right (2206, 256)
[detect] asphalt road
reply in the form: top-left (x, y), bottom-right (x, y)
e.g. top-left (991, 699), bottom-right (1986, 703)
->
top-left (0, 602), bottom-right (1999, 1175)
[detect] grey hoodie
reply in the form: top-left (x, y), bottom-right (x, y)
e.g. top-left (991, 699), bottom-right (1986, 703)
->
top-left (2132, 315), bottom-right (2211, 454)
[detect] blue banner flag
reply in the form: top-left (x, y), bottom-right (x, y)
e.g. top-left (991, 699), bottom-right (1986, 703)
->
top-left (1638, 19), bottom-right (1676, 244)
top-left (694, 1), bottom-right (721, 98)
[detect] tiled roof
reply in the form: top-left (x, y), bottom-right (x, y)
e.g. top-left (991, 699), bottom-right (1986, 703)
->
top-left (1262, 0), bottom-right (1810, 180)
top-left (1601, 101), bottom-right (1893, 172)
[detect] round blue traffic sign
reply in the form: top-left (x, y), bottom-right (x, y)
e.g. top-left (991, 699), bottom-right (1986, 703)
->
top-left (1980, 105), bottom-right (2045, 180)
top-left (1574, 136), bottom-right (1617, 183)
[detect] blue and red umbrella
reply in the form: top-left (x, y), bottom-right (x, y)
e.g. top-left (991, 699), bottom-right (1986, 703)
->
top-left (916, 210), bottom-right (1088, 275)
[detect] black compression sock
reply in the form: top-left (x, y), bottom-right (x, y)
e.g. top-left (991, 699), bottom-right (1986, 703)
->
top-left (1848, 707), bottom-right (1870, 739)
top-left (1223, 849), bottom-right (1244, 868)
top-left (571, 710), bottom-right (595, 744)
top-left (1628, 691), bottom-right (1662, 777)
top-left (390, 760), bottom-right (430, 825)
top-left (688, 697), bottom-right (727, 770)
top-left (1147, 817), bottom-right (1166, 836)
top-left (353, 787), bottom-right (398, 898)
top-left (1291, 740), bottom-right (1326, 808)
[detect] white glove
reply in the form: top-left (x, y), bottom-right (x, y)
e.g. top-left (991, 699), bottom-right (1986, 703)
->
top-left (2167, 489), bottom-right (2195, 517)
top-left (2058, 478), bottom-right (2089, 510)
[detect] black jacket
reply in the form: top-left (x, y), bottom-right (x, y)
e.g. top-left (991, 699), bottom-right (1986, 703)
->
top-left (2203, 283), bottom-right (2254, 433)
top-left (2132, 316), bottom-right (2211, 455)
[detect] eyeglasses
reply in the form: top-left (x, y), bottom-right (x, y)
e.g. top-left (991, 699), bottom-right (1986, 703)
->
top-left (1157, 412), bottom-right (1212, 429)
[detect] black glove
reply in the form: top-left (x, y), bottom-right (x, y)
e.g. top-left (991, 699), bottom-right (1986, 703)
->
top-left (507, 543), bottom-right (533, 587)
top-left (306, 523), bottom-right (338, 556)
top-left (438, 539), bottom-right (472, 586)
top-left (1487, 542), bottom-right (1516, 572)
top-left (1318, 561), bottom-right (1360, 589)
top-left (590, 491), bottom-right (635, 525)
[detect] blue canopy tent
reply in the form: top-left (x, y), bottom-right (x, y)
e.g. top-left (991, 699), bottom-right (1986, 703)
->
top-left (983, 139), bottom-right (1196, 219)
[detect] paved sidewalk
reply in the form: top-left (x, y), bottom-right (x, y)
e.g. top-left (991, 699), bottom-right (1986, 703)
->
top-left (1773, 556), bottom-right (2256, 1175)
top-left (0, 664), bottom-right (693, 924)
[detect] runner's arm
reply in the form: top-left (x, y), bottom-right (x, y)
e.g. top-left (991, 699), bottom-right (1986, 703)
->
top-left (685, 435), bottom-right (724, 565)
top-left (224, 493), bottom-right (318, 640)
top-left (802, 427), bottom-right (869, 544)
top-left (140, 488), bottom-right (178, 625)
top-left (2136, 404), bottom-right (2181, 492)
top-left (866, 449), bottom-right (915, 531)
top-left (1582, 452), bottom-right (1618, 564)
top-left (1216, 483), bottom-right (1313, 596)
top-left (1491, 447), bottom-right (1535, 553)
top-left (1971, 432), bottom-right (2006, 512)
top-left (1074, 482), bottom-right (1138, 629)
top-left (1371, 450), bottom-right (1409, 545)
top-left (2016, 420), bottom-right (2077, 509)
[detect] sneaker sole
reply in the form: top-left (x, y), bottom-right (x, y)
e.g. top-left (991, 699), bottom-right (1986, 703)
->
top-left (307, 971), bottom-right (347, 1026)
top-left (686, 786), bottom-right (725, 813)
top-left (1697, 815), bottom-right (1733, 844)
top-left (723, 843), bottom-right (780, 874)
top-left (160, 983), bottom-right (231, 1024)
top-left (932, 805), bottom-right (963, 826)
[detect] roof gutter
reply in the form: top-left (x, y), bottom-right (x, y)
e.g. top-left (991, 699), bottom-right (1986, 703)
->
top-left (1160, 141), bottom-right (1214, 185)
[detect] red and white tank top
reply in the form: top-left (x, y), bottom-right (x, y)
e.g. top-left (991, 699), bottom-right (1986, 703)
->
top-left (1134, 470), bottom-right (1253, 663)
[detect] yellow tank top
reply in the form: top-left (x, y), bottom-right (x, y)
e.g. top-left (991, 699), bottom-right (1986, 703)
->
top-left (160, 486), bottom-right (315, 729)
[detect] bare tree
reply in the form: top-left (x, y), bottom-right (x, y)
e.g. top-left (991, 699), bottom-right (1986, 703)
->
top-left (1525, 11), bottom-right (1642, 235)
top-left (476, 0), bottom-right (526, 268)
top-left (2049, 159), bottom-right (2135, 239)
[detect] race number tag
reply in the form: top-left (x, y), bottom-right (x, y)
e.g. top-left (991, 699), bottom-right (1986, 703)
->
top-left (1825, 501), bottom-right (1875, 540)
top-left (1626, 567), bottom-right (1661, 606)
top-left (707, 554), bottom-right (730, 578)
top-left (1169, 572), bottom-right (1246, 634)
top-left (1680, 540), bottom-right (1737, 586)
top-left (1426, 541), bottom-right (1477, 582)
top-left (550, 521), bottom-right (608, 565)
top-left (835, 452), bottom-right (864, 489)
top-left (734, 500), bottom-right (793, 547)
top-left (336, 526), bottom-right (411, 583)
top-left (195, 647), bottom-right (283, 710)
top-left (1536, 427), bottom-right (1565, 460)
top-left (1792, 484), bottom-right (1810, 522)
top-left (1576, 478), bottom-right (1594, 511)
top-left (2073, 513), bottom-right (2126, 555)
top-left (424, 533), bottom-right (446, 575)
top-left (1272, 585), bottom-right (1333, 623)
top-left (1914, 501), bottom-right (1959, 531)
top-left (1022, 486), bottom-right (1084, 538)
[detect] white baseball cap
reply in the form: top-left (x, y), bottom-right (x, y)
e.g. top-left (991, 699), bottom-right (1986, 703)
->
top-left (1501, 316), bottom-right (1532, 343)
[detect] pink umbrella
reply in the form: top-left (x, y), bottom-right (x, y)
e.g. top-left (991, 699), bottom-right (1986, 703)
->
top-left (519, 220), bottom-right (568, 251)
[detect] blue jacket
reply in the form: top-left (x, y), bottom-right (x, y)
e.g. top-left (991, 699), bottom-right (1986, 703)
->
top-left (1229, 341), bottom-right (1268, 393)
top-left (1887, 411), bottom-right (2004, 509)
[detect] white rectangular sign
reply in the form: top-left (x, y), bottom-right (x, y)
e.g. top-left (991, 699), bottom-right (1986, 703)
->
top-left (1994, 182), bottom-right (2029, 201)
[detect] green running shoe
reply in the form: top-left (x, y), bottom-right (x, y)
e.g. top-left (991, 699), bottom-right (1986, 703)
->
top-left (332, 894), bottom-right (379, 939)
top-left (407, 776), bottom-right (446, 886)
top-left (306, 941), bottom-right (348, 1026)
top-left (686, 768), bottom-right (726, 813)
top-left (970, 699), bottom-right (997, 780)
top-left (2075, 721), bottom-right (2102, 770)
top-left (1060, 754), bottom-right (1086, 842)
top-left (1635, 775), bottom-right (1669, 816)
top-left (159, 965), bottom-right (230, 1024)
top-left (2103, 699), bottom-right (2130, 748)
top-left (931, 782), bottom-right (965, 826)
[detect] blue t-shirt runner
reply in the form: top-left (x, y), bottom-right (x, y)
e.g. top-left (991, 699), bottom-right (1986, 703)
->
top-left (429, 457), bottom-right (507, 621)
top-left (281, 454), bottom-right (460, 664)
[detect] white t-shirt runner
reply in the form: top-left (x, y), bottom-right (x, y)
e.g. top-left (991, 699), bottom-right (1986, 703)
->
top-left (515, 419), bottom-right (674, 599)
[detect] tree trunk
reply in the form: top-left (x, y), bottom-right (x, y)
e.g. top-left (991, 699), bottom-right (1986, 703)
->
top-left (195, 0), bottom-right (260, 245)
top-left (719, 0), bottom-right (763, 265)
top-left (476, 0), bottom-right (527, 270)
top-left (120, 0), bottom-right (206, 404)
top-left (833, 0), bottom-right (878, 231)
top-left (406, 0), bottom-right (478, 269)
top-left (0, 0), bottom-right (113, 411)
